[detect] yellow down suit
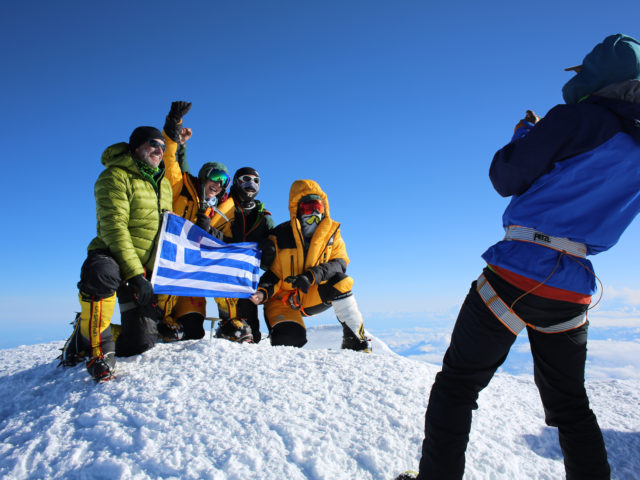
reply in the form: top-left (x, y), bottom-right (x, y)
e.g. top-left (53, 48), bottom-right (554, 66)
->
top-left (257, 179), bottom-right (367, 349)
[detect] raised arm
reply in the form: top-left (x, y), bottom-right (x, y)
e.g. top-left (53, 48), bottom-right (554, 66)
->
top-left (162, 101), bottom-right (192, 199)
top-left (489, 106), bottom-right (585, 197)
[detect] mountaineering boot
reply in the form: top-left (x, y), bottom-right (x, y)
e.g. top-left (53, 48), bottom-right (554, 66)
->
top-left (61, 293), bottom-right (117, 378)
top-left (215, 318), bottom-right (254, 343)
top-left (157, 316), bottom-right (183, 342)
top-left (394, 472), bottom-right (418, 480)
top-left (87, 352), bottom-right (116, 382)
top-left (80, 292), bottom-right (116, 380)
top-left (155, 293), bottom-right (184, 342)
top-left (341, 322), bottom-right (371, 352)
top-left (79, 291), bottom-right (116, 356)
top-left (333, 294), bottom-right (371, 352)
top-left (59, 313), bottom-right (88, 367)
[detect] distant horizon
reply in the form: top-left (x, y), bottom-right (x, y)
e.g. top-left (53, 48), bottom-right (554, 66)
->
top-left (5, 307), bottom-right (638, 381)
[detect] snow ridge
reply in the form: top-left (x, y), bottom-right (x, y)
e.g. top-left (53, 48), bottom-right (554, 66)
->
top-left (0, 326), bottom-right (638, 479)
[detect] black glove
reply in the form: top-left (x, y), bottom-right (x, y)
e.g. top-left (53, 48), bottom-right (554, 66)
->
top-left (195, 212), bottom-right (224, 240)
top-left (258, 238), bottom-right (275, 270)
top-left (130, 274), bottom-right (154, 306)
top-left (515, 109), bottom-right (540, 130)
top-left (164, 101), bottom-right (192, 142)
top-left (196, 211), bottom-right (211, 232)
top-left (524, 110), bottom-right (540, 124)
top-left (285, 272), bottom-right (314, 294)
top-left (169, 101), bottom-right (192, 119)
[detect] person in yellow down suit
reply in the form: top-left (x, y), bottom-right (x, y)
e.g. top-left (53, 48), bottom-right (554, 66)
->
top-left (249, 179), bottom-right (370, 351)
top-left (156, 101), bottom-right (231, 340)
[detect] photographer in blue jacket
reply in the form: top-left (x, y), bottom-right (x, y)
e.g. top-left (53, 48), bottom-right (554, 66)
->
top-left (403, 33), bottom-right (640, 480)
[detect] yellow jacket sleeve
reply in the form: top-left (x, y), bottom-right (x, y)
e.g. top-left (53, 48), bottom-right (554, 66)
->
top-left (162, 129), bottom-right (184, 202)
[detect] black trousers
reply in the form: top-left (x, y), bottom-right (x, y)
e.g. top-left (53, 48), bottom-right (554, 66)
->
top-left (79, 250), bottom-right (159, 358)
top-left (237, 298), bottom-right (261, 344)
top-left (418, 269), bottom-right (610, 480)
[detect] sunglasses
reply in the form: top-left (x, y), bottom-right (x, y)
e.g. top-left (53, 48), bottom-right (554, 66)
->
top-left (206, 168), bottom-right (230, 188)
top-left (237, 174), bottom-right (260, 184)
top-left (146, 139), bottom-right (165, 152)
top-left (298, 199), bottom-right (324, 215)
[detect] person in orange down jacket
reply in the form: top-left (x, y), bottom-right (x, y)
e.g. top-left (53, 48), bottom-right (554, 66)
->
top-left (250, 179), bottom-right (370, 351)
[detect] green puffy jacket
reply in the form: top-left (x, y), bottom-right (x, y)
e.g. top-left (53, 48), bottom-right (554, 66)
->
top-left (87, 142), bottom-right (173, 280)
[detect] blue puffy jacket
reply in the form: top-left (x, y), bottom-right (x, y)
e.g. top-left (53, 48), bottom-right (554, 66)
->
top-left (482, 92), bottom-right (640, 295)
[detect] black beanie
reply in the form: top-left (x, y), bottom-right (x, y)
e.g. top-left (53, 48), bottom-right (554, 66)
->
top-left (233, 167), bottom-right (259, 182)
top-left (129, 126), bottom-right (164, 155)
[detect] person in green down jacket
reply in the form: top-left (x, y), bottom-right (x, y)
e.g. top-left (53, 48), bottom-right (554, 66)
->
top-left (59, 126), bottom-right (173, 382)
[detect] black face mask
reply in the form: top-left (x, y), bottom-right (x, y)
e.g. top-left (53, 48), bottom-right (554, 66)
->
top-left (232, 184), bottom-right (256, 208)
top-left (232, 168), bottom-right (260, 205)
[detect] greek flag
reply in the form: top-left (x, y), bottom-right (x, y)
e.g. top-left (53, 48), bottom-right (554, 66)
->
top-left (151, 212), bottom-right (261, 298)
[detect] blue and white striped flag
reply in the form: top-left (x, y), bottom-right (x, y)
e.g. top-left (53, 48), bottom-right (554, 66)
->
top-left (151, 212), bottom-right (261, 298)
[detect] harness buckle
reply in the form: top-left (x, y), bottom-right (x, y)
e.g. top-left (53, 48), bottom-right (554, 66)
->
top-left (284, 290), bottom-right (301, 310)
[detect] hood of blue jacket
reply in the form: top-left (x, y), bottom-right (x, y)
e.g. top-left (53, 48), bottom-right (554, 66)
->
top-left (562, 34), bottom-right (640, 104)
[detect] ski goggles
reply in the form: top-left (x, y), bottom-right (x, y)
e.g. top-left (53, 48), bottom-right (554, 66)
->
top-left (205, 168), bottom-right (230, 188)
top-left (146, 139), bottom-right (165, 152)
top-left (237, 174), bottom-right (260, 184)
top-left (298, 199), bottom-right (324, 215)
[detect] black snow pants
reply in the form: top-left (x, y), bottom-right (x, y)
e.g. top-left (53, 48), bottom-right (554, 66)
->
top-left (80, 250), bottom-right (159, 357)
top-left (417, 268), bottom-right (610, 480)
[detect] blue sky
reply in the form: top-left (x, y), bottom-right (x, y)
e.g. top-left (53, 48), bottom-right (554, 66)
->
top-left (2, 1), bottom-right (640, 354)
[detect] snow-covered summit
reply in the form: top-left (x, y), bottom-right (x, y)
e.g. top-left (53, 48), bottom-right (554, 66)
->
top-left (1, 326), bottom-right (638, 479)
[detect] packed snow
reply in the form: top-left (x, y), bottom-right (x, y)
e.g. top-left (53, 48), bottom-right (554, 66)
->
top-left (1, 325), bottom-right (639, 480)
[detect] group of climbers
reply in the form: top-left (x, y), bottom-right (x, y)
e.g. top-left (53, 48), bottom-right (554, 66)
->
top-left (59, 101), bottom-right (371, 383)
top-left (154, 101), bottom-right (275, 345)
